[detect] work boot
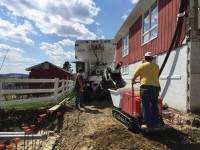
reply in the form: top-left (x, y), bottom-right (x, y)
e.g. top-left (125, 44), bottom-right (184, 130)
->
top-left (80, 105), bottom-right (85, 108)
top-left (75, 105), bottom-right (79, 110)
top-left (141, 124), bottom-right (156, 131)
top-left (152, 124), bottom-right (164, 130)
top-left (140, 124), bottom-right (148, 129)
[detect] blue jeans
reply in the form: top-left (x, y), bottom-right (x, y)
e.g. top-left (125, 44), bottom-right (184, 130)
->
top-left (140, 85), bottom-right (160, 127)
top-left (75, 87), bottom-right (83, 107)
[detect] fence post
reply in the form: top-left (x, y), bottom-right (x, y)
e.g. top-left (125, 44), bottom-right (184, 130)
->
top-left (67, 80), bottom-right (70, 93)
top-left (62, 79), bottom-right (65, 98)
top-left (53, 78), bottom-right (59, 103)
top-left (65, 80), bottom-right (69, 92)
top-left (70, 80), bottom-right (74, 91)
top-left (72, 80), bottom-right (75, 91)
top-left (66, 76), bottom-right (69, 93)
top-left (0, 79), bottom-right (2, 107)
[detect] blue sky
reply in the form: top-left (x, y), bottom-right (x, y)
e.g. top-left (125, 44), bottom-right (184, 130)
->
top-left (0, 0), bottom-right (138, 74)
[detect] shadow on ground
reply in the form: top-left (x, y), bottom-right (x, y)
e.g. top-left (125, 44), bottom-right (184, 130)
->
top-left (141, 127), bottom-right (200, 150)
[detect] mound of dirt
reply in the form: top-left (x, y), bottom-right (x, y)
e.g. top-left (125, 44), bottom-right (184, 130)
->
top-left (55, 100), bottom-right (200, 150)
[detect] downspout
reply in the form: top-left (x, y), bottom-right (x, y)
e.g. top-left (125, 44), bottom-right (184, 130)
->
top-left (159, 0), bottom-right (189, 76)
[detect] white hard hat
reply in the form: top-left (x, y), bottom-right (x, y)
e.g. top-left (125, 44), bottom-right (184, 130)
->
top-left (144, 52), bottom-right (153, 57)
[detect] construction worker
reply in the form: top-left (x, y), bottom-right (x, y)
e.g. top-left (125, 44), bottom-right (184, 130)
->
top-left (132, 52), bottom-right (161, 130)
top-left (75, 68), bottom-right (84, 109)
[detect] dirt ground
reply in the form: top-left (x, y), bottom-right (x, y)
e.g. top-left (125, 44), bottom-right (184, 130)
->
top-left (55, 99), bottom-right (200, 150)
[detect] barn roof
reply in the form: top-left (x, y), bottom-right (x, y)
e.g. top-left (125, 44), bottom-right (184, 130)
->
top-left (26, 61), bottom-right (72, 74)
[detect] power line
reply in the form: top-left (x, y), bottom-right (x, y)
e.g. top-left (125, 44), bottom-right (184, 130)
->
top-left (0, 48), bottom-right (9, 71)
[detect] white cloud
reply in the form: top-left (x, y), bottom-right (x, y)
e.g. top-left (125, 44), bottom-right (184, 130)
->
top-left (40, 42), bottom-right (75, 63)
top-left (122, 0), bottom-right (139, 20)
top-left (130, 0), bottom-right (139, 4)
top-left (0, 44), bottom-right (37, 73)
top-left (0, 19), bottom-right (34, 45)
top-left (96, 29), bottom-right (105, 39)
top-left (122, 9), bottom-right (132, 20)
top-left (0, 62), bottom-right (32, 74)
top-left (0, 44), bottom-right (36, 62)
top-left (95, 22), bottom-right (101, 26)
top-left (59, 39), bottom-right (75, 47)
top-left (0, 0), bottom-right (100, 39)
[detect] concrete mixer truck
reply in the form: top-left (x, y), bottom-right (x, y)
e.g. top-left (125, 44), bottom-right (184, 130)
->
top-left (74, 39), bottom-right (125, 99)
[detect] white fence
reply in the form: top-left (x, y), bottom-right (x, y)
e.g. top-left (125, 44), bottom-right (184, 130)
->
top-left (0, 78), bottom-right (74, 107)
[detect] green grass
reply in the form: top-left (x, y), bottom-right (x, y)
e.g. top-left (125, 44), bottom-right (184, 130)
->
top-left (2, 101), bottom-right (54, 110)
top-left (1, 91), bottom-right (76, 110)
top-left (2, 93), bottom-right (54, 101)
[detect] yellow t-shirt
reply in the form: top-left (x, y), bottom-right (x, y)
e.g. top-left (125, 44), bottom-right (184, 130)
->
top-left (134, 62), bottom-right (160, 87)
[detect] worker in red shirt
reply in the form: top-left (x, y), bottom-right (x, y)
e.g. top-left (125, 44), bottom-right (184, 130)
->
top-left (75, 68), bottom-right (84, 109)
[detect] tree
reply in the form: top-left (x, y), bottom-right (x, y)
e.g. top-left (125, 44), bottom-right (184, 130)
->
top-left (63, 61), bottom-right (72, 72)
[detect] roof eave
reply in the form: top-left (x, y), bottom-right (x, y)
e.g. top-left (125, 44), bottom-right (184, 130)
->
top-left (25, 61), bottom-right (71, 74)
top-left (114, 0), bottom-right (155, 43)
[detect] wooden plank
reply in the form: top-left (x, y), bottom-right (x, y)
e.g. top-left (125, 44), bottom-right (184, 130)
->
top-left (48, 105), bottom-right (61, 112)
top-left (59, 98), bottom-right (69, 105)
top-left (47, 96), bottom-right (70, 113)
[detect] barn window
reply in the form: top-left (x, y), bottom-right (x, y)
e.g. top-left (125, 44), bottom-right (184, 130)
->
top-left (121, 65), bottom-right (129, 74)
top-left (122, 32), bottom-right (129, 57)
top-left (142, 0), bottom-right (158, 45)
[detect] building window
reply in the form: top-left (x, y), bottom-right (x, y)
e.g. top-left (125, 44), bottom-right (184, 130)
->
top-left (122, 33), bottom-right (129, 57)
top-left (121, 65), bottom-right (129, 74)
top-left (142, 1), bottom-right (158, 45)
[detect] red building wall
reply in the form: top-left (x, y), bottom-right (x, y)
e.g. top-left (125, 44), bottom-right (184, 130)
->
top-left (116, 0), bottom-right (187, 65)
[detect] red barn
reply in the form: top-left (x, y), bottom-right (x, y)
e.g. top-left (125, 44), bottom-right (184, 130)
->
top-left (26, 61), bottom-right (72, 79)
top-left (26, 61), bottom-right (73, 89)
top-left (114, 0), bottom-right (200, 113)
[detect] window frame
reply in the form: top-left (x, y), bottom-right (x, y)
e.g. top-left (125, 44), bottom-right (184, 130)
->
top-left (142, 0), bottom-right (158, 45)
top-left (121, 65), bottom-right (129, 75)
top-left (122, 32), bottom-right (129, 57)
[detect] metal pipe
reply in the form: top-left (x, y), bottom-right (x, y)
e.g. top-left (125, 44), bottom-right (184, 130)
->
top-left (0, 134), bottom-right (47, 140)
top-left (0, 132), bottom-right (26, 135)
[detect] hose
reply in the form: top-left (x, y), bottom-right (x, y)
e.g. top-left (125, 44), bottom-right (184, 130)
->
top-left (159, 0), bottom-right (189, 76)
